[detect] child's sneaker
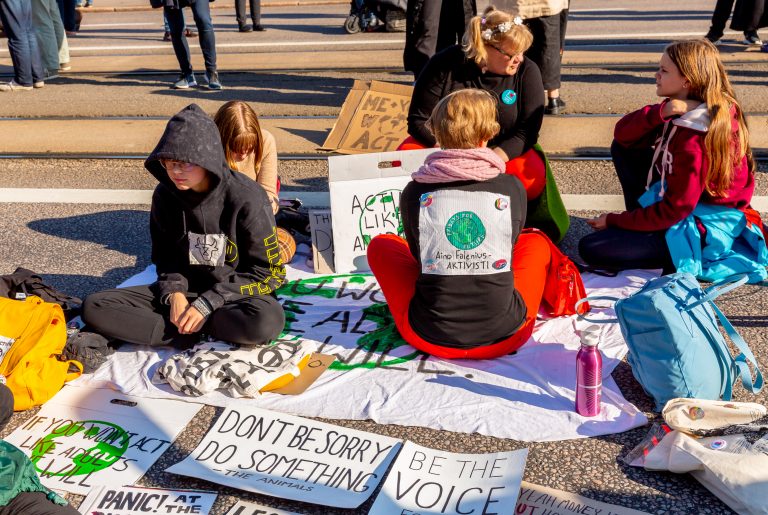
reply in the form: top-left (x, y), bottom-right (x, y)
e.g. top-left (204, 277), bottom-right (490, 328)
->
top-left (172, 73), bottom-right (197, 89)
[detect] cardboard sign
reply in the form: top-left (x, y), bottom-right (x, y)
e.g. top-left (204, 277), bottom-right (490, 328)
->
top-left (328, 148), bottom-right (436, 273)
top-left (224, 500), bottom-right (302, 515)
top-left (321, 80), bottom-right (413, 154)
top-left (271, 352), bottom-right (335, 396)
top-left (78, 486), bottom-right (217, 515)
top-left (369, 441), bottom-right (528, 515)
top-left (309, 209), bottom-right (334, 274)
top-left (165, 406), bottom-right (401, 508)
top-left (3, 387), bottom-right (202, 496)
top-left (516, 482), bottom-right (651, 515)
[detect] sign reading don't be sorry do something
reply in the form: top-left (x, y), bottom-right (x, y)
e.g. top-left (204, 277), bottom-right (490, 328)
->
top-left (165, 406), bottom-right (401, 508)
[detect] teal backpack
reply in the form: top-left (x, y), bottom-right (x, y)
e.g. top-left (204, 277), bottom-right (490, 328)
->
top-left (577, 272), bottom-right (763, 411)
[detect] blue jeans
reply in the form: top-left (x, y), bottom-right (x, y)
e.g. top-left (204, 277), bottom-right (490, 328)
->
top-left (163, 12), bottom-right (187, 32)
top-left (0, 0), bottom-right (45, 86)
top-left (165, 1), bottom-right (217, 76)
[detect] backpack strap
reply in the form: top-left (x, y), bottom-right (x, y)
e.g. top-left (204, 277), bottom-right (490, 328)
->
top-left (684, 274), bottom-right (749, 311)
top-left (64, 360), bottom-right (83, 382)
top-left (711, 302), bottom-right (764, 395)
top-left (575, 296), bottom-right (620, 324)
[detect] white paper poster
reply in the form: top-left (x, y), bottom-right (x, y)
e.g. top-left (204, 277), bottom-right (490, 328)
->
top-left (165, 406), bottom-right (401, 508)
top-left (224, 500), bottom-right (302, 515)
top-left (516, 482), bottom-right (650, 515)
top-left (78, 486), bottom-right (217, 515)
top-left (369, 441), bottom-right (528, 515)
top-left (3, 387), bottom-right (202, 496)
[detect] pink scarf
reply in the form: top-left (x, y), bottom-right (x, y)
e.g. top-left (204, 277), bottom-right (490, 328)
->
top-left (411, 148), bottom-right (506, 183)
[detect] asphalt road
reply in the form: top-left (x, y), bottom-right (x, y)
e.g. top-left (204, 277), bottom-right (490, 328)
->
top-left (2, 0), bottom-right (768, 513)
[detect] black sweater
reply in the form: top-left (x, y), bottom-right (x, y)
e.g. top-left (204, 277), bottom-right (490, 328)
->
top-left (408, 45), bottom-right (545, 160)
top-left (145, 104), bottom-right (285, 312)
top-left (401, 174), bottom-right (528, 348)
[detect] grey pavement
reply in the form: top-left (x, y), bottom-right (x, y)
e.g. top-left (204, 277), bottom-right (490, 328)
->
top-left (2, 1), bottom-right (768, 514)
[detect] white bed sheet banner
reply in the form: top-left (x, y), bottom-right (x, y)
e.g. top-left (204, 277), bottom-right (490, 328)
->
top-left (69, 253), bottom-right (653, 442)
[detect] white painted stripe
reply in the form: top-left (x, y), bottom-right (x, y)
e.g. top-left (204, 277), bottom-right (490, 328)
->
top-left (0, 39), bottom-right (407, 53)
top-left (1, 189), bottom-right (766, 212)
top-left (569, 8), bottom-right (629, 12)
top-left (81, 22), bottom-right (157, 28)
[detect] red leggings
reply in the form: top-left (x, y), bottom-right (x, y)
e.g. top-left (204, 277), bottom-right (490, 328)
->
top-left (397, 136), bottom-right (546, 200)
top-left (367, 232), bottom-right (551, 359)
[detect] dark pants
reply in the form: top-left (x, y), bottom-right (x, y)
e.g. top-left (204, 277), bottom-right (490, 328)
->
top-left (55, 0), bottom-right (77, 31)
top-left (578, 141), bottom-right (675, 273)
top-left (235, 0), bottom-right (261, 26)
top-left (0, 492), bottom-right (80, 515)
top-left (0, 0), bottom-right (45, 86)
top-left (0, 383), bottom-right (13, 432)
top-left (164, 1), bottom-right (217, 76)
top-left (82, 284), bottom-right (285, 347)
top-left (524, 9), bottom-right (567, 91)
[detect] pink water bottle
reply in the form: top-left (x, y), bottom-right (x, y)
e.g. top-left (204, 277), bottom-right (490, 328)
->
top-left (575, 325), bottom-right (602, 417)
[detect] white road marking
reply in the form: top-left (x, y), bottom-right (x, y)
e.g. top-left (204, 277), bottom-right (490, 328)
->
top-left (81, 22), bottom-right (158, 28)
top-left (1, 189), bottom-right (765, 211)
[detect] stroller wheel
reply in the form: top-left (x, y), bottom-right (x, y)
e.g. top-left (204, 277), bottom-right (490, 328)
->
top-left (344, 15), bottom-right (362, 34)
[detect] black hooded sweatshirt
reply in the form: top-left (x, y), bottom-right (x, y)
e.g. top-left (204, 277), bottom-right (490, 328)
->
top-left (144, 104), bottom-right (285, 312)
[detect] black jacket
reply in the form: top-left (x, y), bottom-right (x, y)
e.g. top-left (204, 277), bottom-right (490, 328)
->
top-left (401, 174), bottom-right (527, 348)
top-left (404, 0), bottom-right (476, 77)
top-left (145, 104), bottom-right (284, 312)
top-left (408, 45), bottom-right (544, 160)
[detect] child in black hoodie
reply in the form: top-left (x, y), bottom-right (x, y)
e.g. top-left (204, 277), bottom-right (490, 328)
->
top-left (82, 104), bottom-right (286, 347)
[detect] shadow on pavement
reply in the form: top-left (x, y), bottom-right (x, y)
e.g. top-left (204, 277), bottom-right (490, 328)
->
top-left (27, 209), bottom-right (151, 298)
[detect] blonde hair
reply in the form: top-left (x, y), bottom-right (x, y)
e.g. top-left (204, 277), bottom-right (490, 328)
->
top-left (426, 89), bottom-right (500, 149)
top-left (665, 39), bottom-right (754, 196)
top-left (213, 101), bottom-right (265, 175)
top-left (463, 6), bottom-right (533, 67)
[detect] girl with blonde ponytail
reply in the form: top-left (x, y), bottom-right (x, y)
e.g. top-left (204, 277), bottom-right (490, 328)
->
top-left (580, 39), bottom-right (766, 282)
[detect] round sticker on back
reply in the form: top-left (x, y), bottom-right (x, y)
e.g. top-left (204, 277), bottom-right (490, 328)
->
top-left (501, 89), bottom-right (517, 105)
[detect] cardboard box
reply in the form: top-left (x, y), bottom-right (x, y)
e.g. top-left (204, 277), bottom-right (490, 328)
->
top-left (322, 80), bottom-right (414, 154)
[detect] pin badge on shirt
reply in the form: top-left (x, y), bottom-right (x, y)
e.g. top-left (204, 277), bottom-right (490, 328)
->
top-left (501, 89), bottom-right (517, 105)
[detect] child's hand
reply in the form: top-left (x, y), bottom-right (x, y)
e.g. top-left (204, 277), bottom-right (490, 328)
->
top-left (662, 99), bottom-right (702, 118)
top-left (169, 293), bottom-right (190, 331)
top-left (586, 214), bottom-right (609, 230)
top-left (177, 304), bottom-right (207, 334)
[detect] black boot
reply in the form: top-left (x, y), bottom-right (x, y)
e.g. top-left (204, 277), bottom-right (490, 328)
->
top-left (545, 97), bottom-right (566, 116)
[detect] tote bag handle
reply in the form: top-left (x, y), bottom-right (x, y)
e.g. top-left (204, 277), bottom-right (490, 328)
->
top-left (575, 296), bottom-right (619, 324)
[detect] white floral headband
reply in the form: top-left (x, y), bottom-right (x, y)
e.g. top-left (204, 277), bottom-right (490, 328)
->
top-left (481, 16), bottom-right (523, 41)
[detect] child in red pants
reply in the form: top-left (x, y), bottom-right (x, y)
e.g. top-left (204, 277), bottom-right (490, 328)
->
top-left (367, 89), bottom-right (551, 359)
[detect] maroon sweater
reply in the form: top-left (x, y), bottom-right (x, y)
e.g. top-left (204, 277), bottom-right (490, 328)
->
top-left (606, 102), bottom-right (754, 232)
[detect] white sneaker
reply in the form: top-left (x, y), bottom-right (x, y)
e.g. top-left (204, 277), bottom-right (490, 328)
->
top-left (0, 80), bottom-right (33, 92)
top-left (33, 80), bottom-right (45, 89)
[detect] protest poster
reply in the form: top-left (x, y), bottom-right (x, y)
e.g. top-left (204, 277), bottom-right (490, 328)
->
top-left (308, 209), bottom-right (334, 274)
top-left (368, 441), bottom-right (528, 515)
top-left (321, 80), bottom-right (413, 154)
top-left (224, 500), bottom-right (302, 515)
top-left (78, 485), bottom-right (217, 515)
top-left (3, 386), bottom-right (202, 496)
top-left (516, 482), bottom-right (651, 515)
top-left (165, 406), bottom-right (402, 508)
top-left (328, 148), bottom-right (436, 273)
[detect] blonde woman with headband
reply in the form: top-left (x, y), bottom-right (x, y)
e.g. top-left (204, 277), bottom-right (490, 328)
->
top-left (403, 6), bottom-right (549, 212)
top-left (580, 39), bottom-right (766, 282)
